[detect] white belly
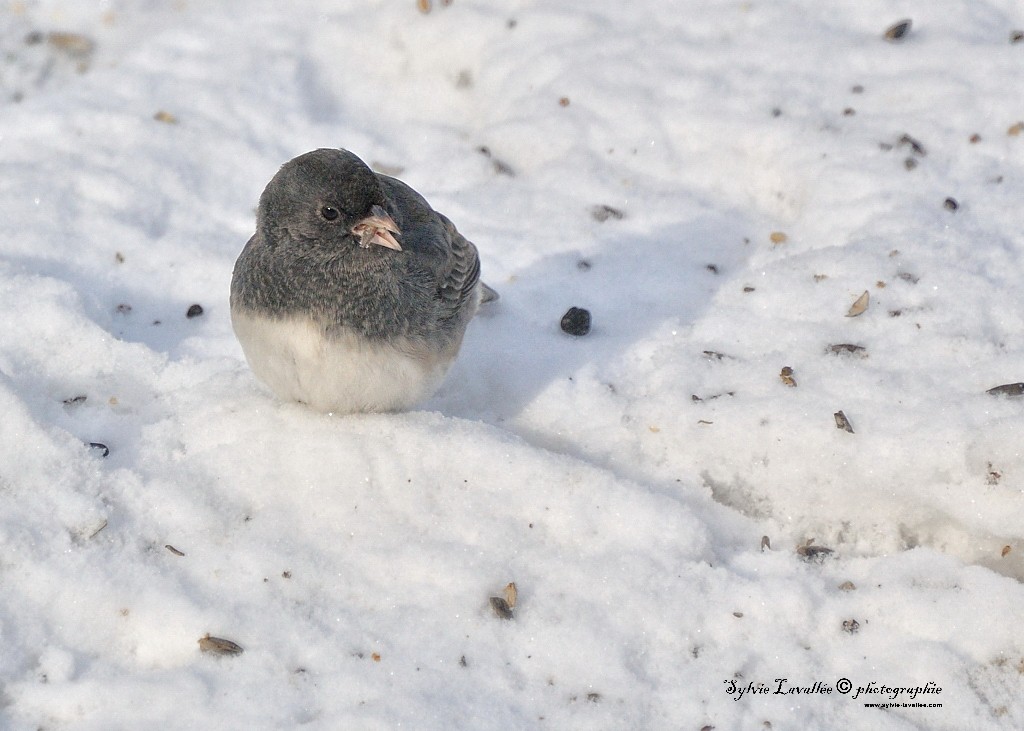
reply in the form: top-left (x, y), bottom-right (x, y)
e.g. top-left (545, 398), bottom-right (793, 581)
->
top-left (231, 308), bottom-right (451, 413)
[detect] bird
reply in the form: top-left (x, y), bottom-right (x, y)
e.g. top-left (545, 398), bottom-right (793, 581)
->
top-left (230, 148), bottom-right (495, 413)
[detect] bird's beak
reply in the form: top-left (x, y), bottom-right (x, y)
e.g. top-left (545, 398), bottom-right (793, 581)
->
top-left (351, 205), bottom-right (402, 251)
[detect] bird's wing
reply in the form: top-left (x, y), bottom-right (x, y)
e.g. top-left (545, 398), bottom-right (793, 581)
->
top-left (435, 211), bottom-right (481, 320)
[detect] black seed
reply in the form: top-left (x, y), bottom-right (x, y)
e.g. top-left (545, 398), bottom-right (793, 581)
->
top-left (560, 307), bottom-right (591, 336)
top-left (89, 442), bottom-right (110, 457)
top-left (943, 197), bottom-right (959, 212)
top-left (186, 303), bottom-right (204, 318)
top-left (883, 19), bottom-right (912, 42)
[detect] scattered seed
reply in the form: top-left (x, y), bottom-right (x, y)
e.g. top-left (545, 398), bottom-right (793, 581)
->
top-left (896, 272), bottom-right (919, 284)
top-left (969, 133), bottom-right (982, 144)
top-left (769, 231), bottom-right (787, 245)
top-left (115, 251), bottom-right (125, 263)
top-left (843, 107), bottom-right (855, 116)
top-left (1012, 30), bottom-right (1024, 44)
top-left (199, 635), bottom-right (244, 656)
top-left (691, 391), bottom-right (735, 401)
top-left (838, 581), bottom-right (856, 591)
top-left (492, 158), bottom-right (515, 176)
top-left (503, 582), bottom-right (518, 609)
top-left (897, 133), bottom-right (927, 156)
top-left (846, 291), bottom-right (869, 317)
top-left (576, 259), bottom-right (592, 271)
top-left (813, 273), bottom-right (828, 282)
top-left (459, 655), bottom-right (468, 667)
top-left (63, 395), bottom-right (87, 405)
top-left (883, 19), bottom-right (912, 42)
top-left (904, 157), bottom-right (918, 171)
top-left (851, 84), bottom-right (864, 94)
top-left (743, 286), bottom-right (756, 292)
top-left (476, 145), bottom-right (515, 176)
top-left (842, 619), bottom-right (860, 634)
top-left (153, 110), bottom-right (178, 124)
top-left (1008, 122), bottom-right (1024, 137)
top-left (116, 303), bottom-right (132, 314)
top-left (827, 343), bottom-right (867, 357)
top-left (282, 570), bottom-right (292, 579)
top-left (760, 535), bottom-right (771, 552)
top-left (559, 96), bottom-right (570, 107)
top-left (372, 653), bottom-right (381, 662)
top-left (88, 519), bottom-right (108, 539)
top-left (987, 383), bottom-right (1024, 397)
top-left (702, 350), bottom-right (732, 360)
top-left (733, 611), bottom-right (743, 618)
top-left (780, 366), bottom-right (797, 387)
top-left (987, 463), bottom-right (1002, 485)
top-left (943, 197), bottom-right (959, 212)
top-left (417, 0), bottom-right (431, 12)
top-left (560, 306), bottom-right (591, 336)
top-left (590, 204), bottom-right (624, 222)
top-left (834, 410), bottom-right (854, 433)
top-left (490, 596), bottom-right (514, 620)
top-left (455, 69), bottom-right (472, 88)
top-left (47, 31), bottom-right (95, 58)
top-left (165, 544), bottom-right (185, 556)
top-left (706, 264), bottom-right (720, 274)
top-left (1002, 545), bottom-right (1012, 557)
top-left (89, 442), bottom-right (110, 457)
top-left (797, 538), bottom-right (835, 561)
top-left (186, 303), bottom-right (204, 318)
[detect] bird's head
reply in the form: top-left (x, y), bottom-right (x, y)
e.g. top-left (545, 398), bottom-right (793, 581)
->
top-left (257, 148), bottom-right (402, 252)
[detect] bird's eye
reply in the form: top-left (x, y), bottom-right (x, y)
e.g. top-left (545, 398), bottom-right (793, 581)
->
top-left (320, 206), bottom-right (340, 221)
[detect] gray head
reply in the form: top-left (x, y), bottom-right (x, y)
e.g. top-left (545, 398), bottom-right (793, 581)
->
top-left (257, 148), bottom-right (401, 252)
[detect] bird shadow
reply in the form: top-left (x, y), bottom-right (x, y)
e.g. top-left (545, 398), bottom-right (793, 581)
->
top-left (430, 210), bottom-right (753, 430)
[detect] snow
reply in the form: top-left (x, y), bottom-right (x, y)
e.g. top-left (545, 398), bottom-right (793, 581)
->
top-left (2, 0), bottom-right (1024, 728)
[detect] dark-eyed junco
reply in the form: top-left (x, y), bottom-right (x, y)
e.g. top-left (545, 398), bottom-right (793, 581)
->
top-left (230, 148), bottom-right (495, 413)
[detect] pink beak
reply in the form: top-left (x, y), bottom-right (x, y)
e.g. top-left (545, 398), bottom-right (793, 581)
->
top-left (351, 205), bottom-right (402, 251)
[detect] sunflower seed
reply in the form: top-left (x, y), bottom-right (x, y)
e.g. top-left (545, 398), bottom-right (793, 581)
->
top-left (846, 291), bottom-right (869, 317)
top-left (198, 635), bottom-right (244, 656)
top-left (883, 19), bottom-right (912, 42)
top-left (987, 383), bottom-right (1024, 397)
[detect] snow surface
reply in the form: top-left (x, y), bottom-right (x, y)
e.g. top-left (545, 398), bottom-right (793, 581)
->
top-left (2, 0), bottom-right (1024, 728)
